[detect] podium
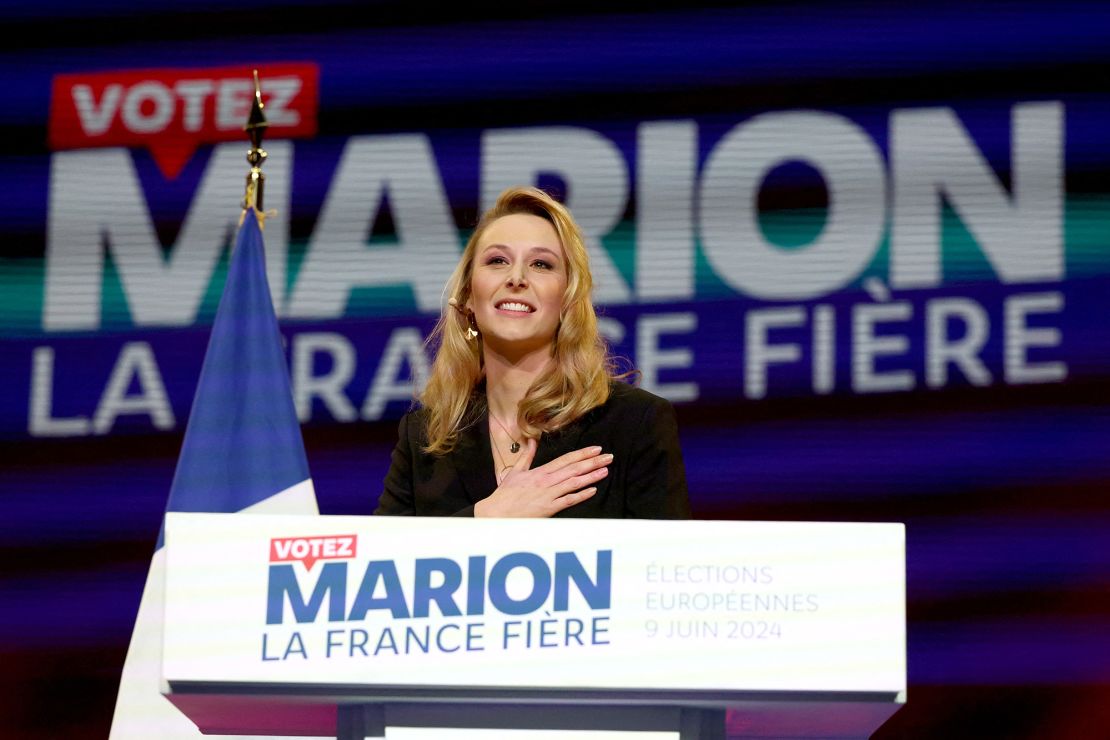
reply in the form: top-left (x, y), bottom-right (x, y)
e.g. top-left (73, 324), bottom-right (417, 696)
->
top-left (162, 514), bottom-right (905, 738)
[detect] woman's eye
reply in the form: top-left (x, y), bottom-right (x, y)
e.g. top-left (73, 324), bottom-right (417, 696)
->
top-left (486, 256), bottom-right (508, 265)
top-left (531, 260), bottom-right (553, 270)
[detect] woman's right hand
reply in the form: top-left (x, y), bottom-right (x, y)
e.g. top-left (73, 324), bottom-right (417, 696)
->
top-left (474, 439), bottom-right (612, 518)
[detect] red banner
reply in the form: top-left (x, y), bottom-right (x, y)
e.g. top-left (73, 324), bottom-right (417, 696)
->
top-left (49, 63), bottom-right (319, 179)
top-left (270, 534), bottom-right (358, 571)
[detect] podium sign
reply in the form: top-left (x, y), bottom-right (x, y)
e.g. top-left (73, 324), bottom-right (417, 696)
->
top-left (163, 514), bottom-right (905, 737)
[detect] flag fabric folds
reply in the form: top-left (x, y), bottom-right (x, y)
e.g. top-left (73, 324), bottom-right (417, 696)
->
top-left (109, 209), bottom-right (319, 739)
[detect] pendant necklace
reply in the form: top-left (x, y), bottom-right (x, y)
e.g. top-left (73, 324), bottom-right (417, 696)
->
top-left (491, 442), bottom-right (514, 485)
top-left (489, 412), bottom-right (522, 454)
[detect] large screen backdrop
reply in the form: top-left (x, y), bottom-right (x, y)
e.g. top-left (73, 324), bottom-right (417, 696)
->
top-left (1, 1), bottom-right (1108, 737)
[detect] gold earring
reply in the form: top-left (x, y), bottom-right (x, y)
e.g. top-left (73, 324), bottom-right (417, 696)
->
top-left (464, 311), bottom-right (480, 341)
top-left (449, 297), bottom-right (479, 340)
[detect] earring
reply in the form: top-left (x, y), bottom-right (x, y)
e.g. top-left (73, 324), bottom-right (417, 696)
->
top-left (450, 297), bottom-right (479, 341)
top-left (463, 311), bottom-right (480, 341)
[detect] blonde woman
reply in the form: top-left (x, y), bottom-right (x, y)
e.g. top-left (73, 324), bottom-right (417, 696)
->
top-left (375, 187), bottom-right (690, 519)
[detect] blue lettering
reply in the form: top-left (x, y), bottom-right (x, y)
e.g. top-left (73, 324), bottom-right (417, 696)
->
top-left (503, 620), bottom-right (522, 648)
top-left (466, 555), bottom-right (486, 615)
top-left (261, 632), bottom-right (280, 661)
top-left (539, 618), bottom-right (558, 647)
top-left (284, 631), bottom-right (307, 659)
top-left (348, 560), bottom-right (410, 619)
top-left (266, 562), bottom-right (347, 625)
top-left (374, 627), bottom-right (398, 655)
top-left (404, 625), bottom-right (430, 653)
top-left (591, 616), bottom-right (610, 645)
top-left (350, 628), bottom-right (369, 656)
top-left (466, 622), bottom-right (485, 651)
top-left (435, 623), bottom-right (461, 653)
top-left (413, 557), bottom-right (463, 618)
top-left (488, 552), bottom-right (551, 615)
top-left (326, 629), bottom-right (344, 658)
top-left (564, 617), bottom-right (585, 646)
top-left (267, 551), bottom-right (614, 625)
top-left (554, 550), bottom-right (612, 611)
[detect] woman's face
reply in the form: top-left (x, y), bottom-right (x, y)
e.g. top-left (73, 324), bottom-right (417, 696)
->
top-left (467, 213), bottom-right (568, 359)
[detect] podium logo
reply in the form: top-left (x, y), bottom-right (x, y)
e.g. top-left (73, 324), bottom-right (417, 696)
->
top-left (270, 534), bottom-right (358, 571)
top-left (48, 62), bottom-right (319, 179)
top-left (266, 550), bottom-right (613, 625)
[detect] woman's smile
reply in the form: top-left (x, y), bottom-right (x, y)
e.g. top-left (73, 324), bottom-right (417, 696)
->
top-left (494, 300), bottom-right (536, 315)
top-left (468, 213), bottom-right (567, 356)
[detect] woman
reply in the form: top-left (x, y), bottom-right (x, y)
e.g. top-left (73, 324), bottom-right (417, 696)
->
top-left (375, 186), bottom-right (690, 518)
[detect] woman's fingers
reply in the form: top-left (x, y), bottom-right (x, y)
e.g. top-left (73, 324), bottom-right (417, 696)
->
top-left (558, 453), bottom-right (613, 480)
top-left (542, 452), bottom-right (612, 490)
top-left (553, 464), bottom-right (609, 496)
top-left (492, 443), bottom-right (609, 517)
top-left (552, 486), bottom-right (598, 511)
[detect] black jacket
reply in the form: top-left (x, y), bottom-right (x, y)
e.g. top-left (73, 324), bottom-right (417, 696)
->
top-left (374, 381), bottom-right (691, 518)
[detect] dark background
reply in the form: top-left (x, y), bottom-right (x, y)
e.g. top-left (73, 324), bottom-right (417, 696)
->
top-left (1, 1), bottom-right (1108, 737)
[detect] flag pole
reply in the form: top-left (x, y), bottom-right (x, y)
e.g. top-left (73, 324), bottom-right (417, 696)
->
top-left (109, 64), bottom-right (318, 740)
top-left (242, 69), bottom-right (268, 221)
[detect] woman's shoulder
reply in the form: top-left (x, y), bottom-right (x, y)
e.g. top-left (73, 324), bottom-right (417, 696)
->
top-left (606, 378), bottom-right (670, 405)
top-left (395, 404), bottom-right (429, 442)
top-left (553, 379), bottom-right (679, 453)
top-left (595, 379), bottom-right (673, 421)
top-left (398, 404), bottom-right (428, 422)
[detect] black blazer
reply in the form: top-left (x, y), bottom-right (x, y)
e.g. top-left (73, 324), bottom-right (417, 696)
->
top-left (374, 381), bottom-right (691, 518)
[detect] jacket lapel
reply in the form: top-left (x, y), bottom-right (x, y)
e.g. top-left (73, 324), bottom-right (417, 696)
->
top-left (532, 415), bottom-right (589, 469)
top-left (450, 409), bottom-right (498, 505)
top-left (450, 389), bottom-right (593, 503)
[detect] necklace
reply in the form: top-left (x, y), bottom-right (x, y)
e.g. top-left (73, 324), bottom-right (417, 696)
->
top-left (490, 441), bottom-right (514, 485)
top-left (489, 412), bottom-right (522, 454)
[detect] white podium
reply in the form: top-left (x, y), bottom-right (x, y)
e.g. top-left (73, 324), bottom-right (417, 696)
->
top-left (162, 514), bottom-right (906, 738)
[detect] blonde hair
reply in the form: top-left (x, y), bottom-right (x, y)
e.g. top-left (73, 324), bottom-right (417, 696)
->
top-left (420, 186), bottom-right (616, 454)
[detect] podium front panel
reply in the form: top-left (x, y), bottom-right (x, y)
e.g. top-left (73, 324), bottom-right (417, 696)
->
top-left (163, 514), bottom-right (905, 698)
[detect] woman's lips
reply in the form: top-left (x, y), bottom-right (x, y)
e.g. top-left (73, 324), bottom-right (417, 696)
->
top-left (495, 300), bottom-right (535, 315)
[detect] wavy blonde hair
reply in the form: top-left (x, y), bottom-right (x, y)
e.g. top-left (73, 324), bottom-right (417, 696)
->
top-left (420, 186), bottom-right (616, 454)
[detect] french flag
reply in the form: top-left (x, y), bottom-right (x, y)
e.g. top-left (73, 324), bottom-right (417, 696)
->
top-left (109, 209), bottom-right (318, 738)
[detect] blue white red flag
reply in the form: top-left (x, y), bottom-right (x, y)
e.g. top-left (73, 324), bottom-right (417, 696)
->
top-left (109, 209), bottom-right (318, 739)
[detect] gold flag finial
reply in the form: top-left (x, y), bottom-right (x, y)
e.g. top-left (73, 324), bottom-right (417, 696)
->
top-left (242, 69), bottom-right (268, 215)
